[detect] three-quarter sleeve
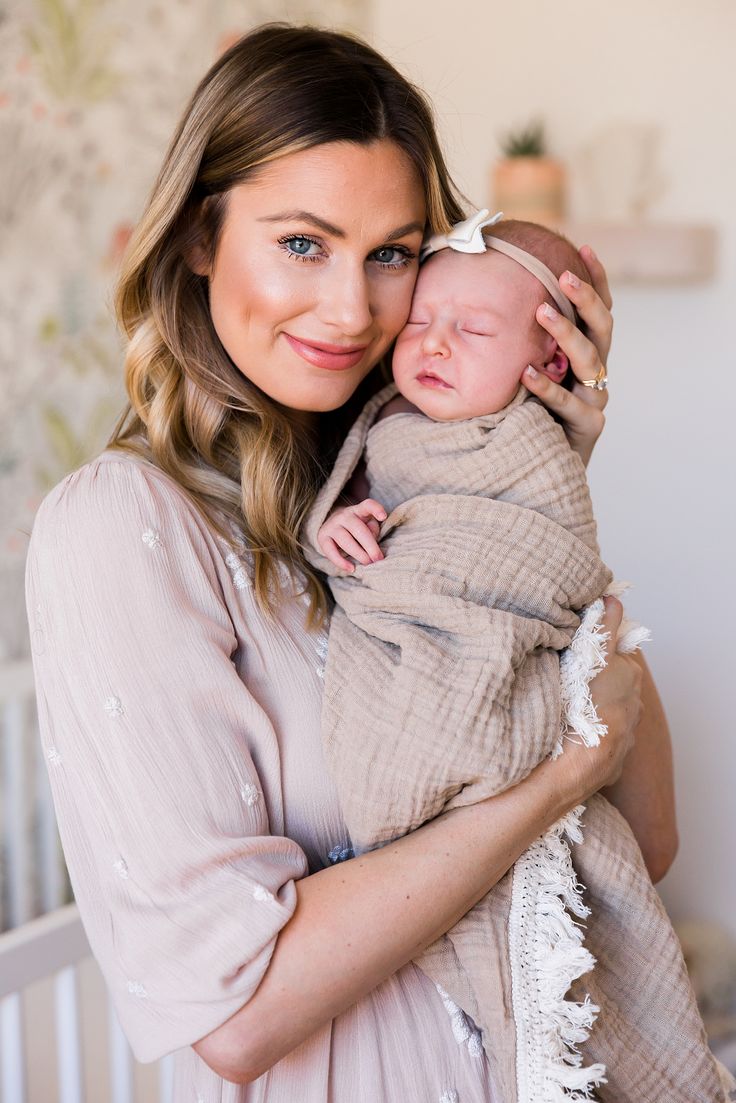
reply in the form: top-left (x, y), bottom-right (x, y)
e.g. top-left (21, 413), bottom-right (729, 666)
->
top-left (24, 456), bottom-right (309, 1061)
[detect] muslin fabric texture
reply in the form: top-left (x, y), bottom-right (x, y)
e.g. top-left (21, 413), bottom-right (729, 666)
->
top-left (24, 448), bottom-right (499, 1103)
top-left (302, 382), bottom-right (728, 1102)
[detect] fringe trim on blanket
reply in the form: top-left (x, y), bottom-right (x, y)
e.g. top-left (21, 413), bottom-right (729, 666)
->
top-left (715, 1057), bottom-right (736, 1100)
top-left (509, 808), bottom-right (606, 1101)
top-left (509, 584), bottom-right (649, 1101)
top-left (554, 583), bottom-right (651, 759)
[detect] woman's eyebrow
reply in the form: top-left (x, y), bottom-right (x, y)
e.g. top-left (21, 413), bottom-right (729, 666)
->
top-left (257, 210), bottom-right (424, 241)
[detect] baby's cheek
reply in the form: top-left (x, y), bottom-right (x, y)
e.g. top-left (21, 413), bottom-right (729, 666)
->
top-left (391, 333), bottom-right (415, 376)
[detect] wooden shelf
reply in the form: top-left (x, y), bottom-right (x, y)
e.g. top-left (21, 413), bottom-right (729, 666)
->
top-left (560, 221), bottom-right (717, 285)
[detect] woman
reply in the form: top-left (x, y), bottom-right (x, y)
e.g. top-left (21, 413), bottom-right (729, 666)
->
top-left (25, 24), bottom-right (674, 1101)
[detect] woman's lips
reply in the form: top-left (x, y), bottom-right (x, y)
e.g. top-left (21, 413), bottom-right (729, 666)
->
top-left (283, 333), bottom-right (369, 371)
top-left (416, 370), bottom-right (452, 389)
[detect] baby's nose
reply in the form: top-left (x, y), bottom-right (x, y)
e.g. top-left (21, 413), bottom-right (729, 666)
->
top-left (421, 325), bottom-right (452, 357)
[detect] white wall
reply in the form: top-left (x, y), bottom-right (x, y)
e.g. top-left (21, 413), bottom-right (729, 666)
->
top-left (370, 1), bottom-right (736, 934)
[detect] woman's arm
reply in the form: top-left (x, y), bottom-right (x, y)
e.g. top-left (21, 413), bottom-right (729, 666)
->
top-left (194, 599), bottom-right (642, 1084)
top-left (523, 245), bottom-right (612, 467)
top-left (601, 652), bottom-right (678, 883)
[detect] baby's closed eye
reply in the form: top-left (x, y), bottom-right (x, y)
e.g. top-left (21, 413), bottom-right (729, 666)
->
top-left (461, 327), bottom-right (495, 337)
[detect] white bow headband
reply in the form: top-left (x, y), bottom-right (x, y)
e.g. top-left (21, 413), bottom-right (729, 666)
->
top-left (419, 208), bottom-right (577, 325)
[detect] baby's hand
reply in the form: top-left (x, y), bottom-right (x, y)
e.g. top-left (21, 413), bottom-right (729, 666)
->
top-left (317, 499), bottom-right (388, 572)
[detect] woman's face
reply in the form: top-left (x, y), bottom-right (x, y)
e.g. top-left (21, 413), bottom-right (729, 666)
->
top-left (200, 140), bottom-right (426, 413)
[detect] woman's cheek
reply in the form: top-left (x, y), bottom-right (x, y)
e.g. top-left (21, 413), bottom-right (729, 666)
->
top-left (384, 275), bottom-right (417, 335)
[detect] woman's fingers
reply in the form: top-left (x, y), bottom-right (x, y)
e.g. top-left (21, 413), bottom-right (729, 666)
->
top-left (598, 594), bottom-right (624, 650)
top-left (523, 365), bottom-right (605, 467)
top-left (535, 302), bottom-right (610, 404)
top-left (579, 245), bottom-right (613, 311)
top-left (560, 269), bottom-right (614, 365)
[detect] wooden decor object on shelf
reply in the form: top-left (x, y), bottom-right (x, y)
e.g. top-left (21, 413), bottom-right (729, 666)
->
top-left (561, 222), bottom-right (717, 284)
top-left (492, 119), bottom-right (566, 228)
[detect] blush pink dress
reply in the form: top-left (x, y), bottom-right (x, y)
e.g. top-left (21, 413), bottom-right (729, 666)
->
top-left (25, 448), bottom-right (498, 1102)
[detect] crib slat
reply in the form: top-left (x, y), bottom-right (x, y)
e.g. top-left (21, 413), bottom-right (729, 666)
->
top-left (108, 997), bottom-right (134, 1103)
top-left (55, 965), bottom-right (84, 1103)
top-left (0, 992), bottom-right (26, 1103)
top-left (158, 1052), bottom-right (175, 1103)
top-left (3, 696), bottom-right (31, 928)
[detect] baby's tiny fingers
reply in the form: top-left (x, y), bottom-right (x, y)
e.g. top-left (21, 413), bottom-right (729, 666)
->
top-left (355, 498), bottom-right (388, 523)
top-left (333, 527), bottom-right (373, 566)
top-left (344, 516), bottom-right (384, 562)
top-left (322, 536), bottom-right (355, 573)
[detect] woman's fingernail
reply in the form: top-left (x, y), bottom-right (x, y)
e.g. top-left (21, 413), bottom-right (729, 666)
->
top-left (564, 271), bottom-right (580, 289)
top-left (541, 303), bottom-right (558, 320)
top-left (525, 364), bottom-right (538, 379)
top-left (582, 244), bottom-right (598, 262)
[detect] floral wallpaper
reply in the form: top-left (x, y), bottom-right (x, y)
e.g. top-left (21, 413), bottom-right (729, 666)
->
top-left (0, 0), bottom-right (368, 659)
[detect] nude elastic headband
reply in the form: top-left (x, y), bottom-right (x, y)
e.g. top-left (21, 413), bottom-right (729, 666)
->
top-left (419, 208), bottom-right (577, 325)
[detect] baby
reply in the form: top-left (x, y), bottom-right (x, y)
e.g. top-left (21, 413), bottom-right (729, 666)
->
top-left (317, 212), bottom-right (590, 572)
top-left (302, 214), bottom-right (728, 1101)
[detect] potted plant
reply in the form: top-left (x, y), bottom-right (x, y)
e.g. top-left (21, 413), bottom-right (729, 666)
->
top-left (492, 119), bottom-right (566, 227)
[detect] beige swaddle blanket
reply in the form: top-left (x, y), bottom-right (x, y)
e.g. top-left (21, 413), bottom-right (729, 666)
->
top-left (303, 381), bottom-right (730, 1102)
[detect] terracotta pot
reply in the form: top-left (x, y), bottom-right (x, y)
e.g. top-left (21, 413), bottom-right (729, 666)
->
top-left (492, 156), bottom-right (566, 227)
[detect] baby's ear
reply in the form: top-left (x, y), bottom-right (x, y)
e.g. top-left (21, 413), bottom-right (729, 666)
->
top-left (540, 345), bottom-right (569, 384)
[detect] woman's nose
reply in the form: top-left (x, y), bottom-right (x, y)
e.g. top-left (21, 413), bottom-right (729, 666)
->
top-left (318, 264), bottom-right (373, 337)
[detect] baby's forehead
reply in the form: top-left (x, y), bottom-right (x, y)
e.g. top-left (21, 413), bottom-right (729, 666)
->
top-left (415, 249), bottom-right (542, 310)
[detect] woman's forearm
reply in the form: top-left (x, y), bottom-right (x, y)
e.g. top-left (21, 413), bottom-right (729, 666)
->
top-left (194, 752), bottom-right (579, 1083)
top-left (601, 652), bottom-right (678, 882)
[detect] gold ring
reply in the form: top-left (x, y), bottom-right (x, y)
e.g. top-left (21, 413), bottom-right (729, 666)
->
top-left (581, 365), bottom-right (608, 391)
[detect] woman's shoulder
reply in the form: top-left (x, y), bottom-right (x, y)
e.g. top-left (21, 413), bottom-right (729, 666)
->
top-left (35, 445), bottom-right (190, 521)
top-left (28, 445), bottom-right (239, 576)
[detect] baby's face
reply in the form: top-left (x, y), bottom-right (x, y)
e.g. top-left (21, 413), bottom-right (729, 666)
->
top-left (392, 249), bottom-right (551, 420)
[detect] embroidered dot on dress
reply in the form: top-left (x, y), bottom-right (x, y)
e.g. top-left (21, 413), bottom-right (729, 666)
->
top-left (141, 529), bottom-right (162, 550)
top-left (46, 746), bottom-right (62, 766)
top-left (127, 980), bottom-right (148, 999)
top-left (253, 884), bottom-right (274, 903)
top-left (104, 696), bottom-right (124, 718)
top-left (467, 1032), bottom-right (483, 1058)
top-left (113, 859), bottom-right (129, 879)
top-left (240, 782), bottom-right (260, 807)
top-left (314, 632), bottom-right (329, 679)
top-left (224, 551), bottom-right (250, 591)
top-left (439, 1090), bottom-right (459, 1103)
top-left (314, 633), bottom-right (329, 663)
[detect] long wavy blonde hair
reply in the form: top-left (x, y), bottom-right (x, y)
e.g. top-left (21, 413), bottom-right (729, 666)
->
top-left (109, 23), bottom-right (465, 623)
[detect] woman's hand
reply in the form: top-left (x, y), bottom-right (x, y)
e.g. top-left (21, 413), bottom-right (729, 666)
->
top-left (550, 596), bottom-right (643, 806)
top-left (523, 245), bottom-right (612, 467)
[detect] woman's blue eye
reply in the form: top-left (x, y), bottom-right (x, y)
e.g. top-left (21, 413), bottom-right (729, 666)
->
top-left (284, 236), bottom-right (319, 257)
top-left (373, 246), bottom-right (412, 268)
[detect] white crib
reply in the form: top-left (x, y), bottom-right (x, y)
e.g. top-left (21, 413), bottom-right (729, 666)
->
top-left (0, 661), bottom-right (174, 1102)
top-left (1, 659), bottom-right (68, 932)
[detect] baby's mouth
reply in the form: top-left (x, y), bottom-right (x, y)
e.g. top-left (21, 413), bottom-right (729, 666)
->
top-left (416, 369), bottom-right (452, 389)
